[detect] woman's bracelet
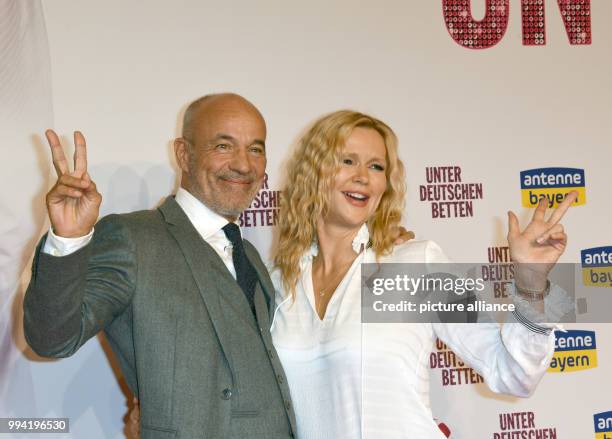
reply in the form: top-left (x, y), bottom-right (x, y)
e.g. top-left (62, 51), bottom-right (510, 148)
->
top-left (515, 279), bottom-right (551, 302)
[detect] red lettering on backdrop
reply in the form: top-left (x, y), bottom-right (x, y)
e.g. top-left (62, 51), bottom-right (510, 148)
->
top-left (521, 0), bottom-right (546, 45)
top-left (522, 0), bottom-right (591, 45)
top-left (557, 0), bottom-right (591, 44)
top-left (443, 0), bottom-right (592, 48)
top-left (442, 0), bottom-right (510, 49)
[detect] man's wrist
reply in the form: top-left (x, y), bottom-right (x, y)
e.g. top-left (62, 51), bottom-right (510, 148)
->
top-left (43, 227), bottom-right (94, 256)
top-left (51, 226), bottom-right (94, 239)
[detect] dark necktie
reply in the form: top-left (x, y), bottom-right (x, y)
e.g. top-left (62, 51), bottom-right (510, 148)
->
top-left (222, 223), bottom-right (258, 314)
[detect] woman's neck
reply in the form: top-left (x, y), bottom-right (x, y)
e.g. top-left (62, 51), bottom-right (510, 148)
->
top-left (314, 220), bottom-right (363, 274)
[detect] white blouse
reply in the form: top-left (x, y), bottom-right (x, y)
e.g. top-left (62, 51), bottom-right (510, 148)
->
top-left (270, 226), bottom-right (556, 439)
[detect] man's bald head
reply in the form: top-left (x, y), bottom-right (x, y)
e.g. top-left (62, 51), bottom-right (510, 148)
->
top-left (181, 93), bottom-right (265, 142)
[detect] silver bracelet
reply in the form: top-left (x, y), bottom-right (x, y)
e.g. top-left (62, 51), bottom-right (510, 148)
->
top-left (515, 279), bottom-right (551, 302)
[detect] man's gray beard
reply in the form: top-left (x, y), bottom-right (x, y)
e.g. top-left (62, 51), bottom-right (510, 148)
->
top-left (188, 180), bottom-right (259, 220)
top-left (187, 159), bottom-right (260, 219)
top-left (209, 198), bottom-right (252, 219)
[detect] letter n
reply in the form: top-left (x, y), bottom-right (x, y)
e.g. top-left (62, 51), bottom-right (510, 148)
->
top-left (442, 0), bottom-right (510, 49)
top-left (522, 0), bottom-right (591, 46)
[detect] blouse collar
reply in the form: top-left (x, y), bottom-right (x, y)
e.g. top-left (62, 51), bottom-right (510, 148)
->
top-left (303, 223), bottom-right (370, 261)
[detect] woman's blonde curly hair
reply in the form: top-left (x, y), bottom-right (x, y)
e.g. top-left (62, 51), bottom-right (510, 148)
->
top-left (274, 110), bottom-right (406, 298)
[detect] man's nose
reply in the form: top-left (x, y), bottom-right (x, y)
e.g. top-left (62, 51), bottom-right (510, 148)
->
top-left (229, 146), bottom-right (251, 174)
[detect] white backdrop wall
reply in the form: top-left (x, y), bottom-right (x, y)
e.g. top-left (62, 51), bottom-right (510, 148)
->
top-left (1, 0), bottom-right (611, 437)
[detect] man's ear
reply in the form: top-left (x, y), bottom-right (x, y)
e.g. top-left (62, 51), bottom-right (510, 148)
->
top-left (174, 138), bottom-right (190, 173)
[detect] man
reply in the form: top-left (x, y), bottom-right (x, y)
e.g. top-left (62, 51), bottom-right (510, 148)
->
top-left (24, 93), bottom-right (297, 438)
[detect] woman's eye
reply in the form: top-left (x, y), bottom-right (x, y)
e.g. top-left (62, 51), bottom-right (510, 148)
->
top-left (371, 163), bottom-right (385, 171)
top-left (343, 158), bottom-right (353, 165)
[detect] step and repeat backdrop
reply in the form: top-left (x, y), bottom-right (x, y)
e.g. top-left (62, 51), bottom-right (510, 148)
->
top-left (1, 0), bottom-right (610, 438)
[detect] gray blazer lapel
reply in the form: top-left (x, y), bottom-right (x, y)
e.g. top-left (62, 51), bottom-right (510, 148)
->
top-left (157, 198), bottom-right (259, 363)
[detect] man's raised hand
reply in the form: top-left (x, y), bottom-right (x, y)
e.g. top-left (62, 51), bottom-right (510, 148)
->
top-left (45, 130), bottom-right (101, 237)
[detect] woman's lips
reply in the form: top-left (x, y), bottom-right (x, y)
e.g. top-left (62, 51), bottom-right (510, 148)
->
top-left (342, 191), bottom-right (369, 207)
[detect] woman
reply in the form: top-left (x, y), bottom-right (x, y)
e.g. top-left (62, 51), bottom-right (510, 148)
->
top-left (270, 110), bottom-right (575, 438)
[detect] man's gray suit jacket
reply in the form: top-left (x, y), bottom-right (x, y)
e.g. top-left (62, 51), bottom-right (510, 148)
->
top-left (24, 196), bottom-right (297, 439)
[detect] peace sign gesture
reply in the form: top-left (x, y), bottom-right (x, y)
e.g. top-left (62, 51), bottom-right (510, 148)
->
top-left (45, 130), bottom-right (102, 238)
top-left (507, 191), bottom-right (578, 289)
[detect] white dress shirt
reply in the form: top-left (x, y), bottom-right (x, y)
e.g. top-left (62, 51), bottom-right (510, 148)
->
top-left (42, 188), bottom-right (239, 279)
top-left (270, 225), bottom-right (557, 439)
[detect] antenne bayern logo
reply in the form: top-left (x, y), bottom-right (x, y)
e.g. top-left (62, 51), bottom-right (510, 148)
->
top-left (581, 246), bottom-right (612, 287)
top-left (520, 167), bottom-right (585, 208)
top-left (594, 411), bottom-right (612, 439)
top-left (548, 329), bottom-right (597, 373)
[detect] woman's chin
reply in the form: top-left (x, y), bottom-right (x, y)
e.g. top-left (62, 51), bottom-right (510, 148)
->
top-left (324, 217), bottom-right (368, 231)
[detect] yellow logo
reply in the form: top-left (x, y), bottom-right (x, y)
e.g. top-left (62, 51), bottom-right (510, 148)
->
top-left (581, 246), bottom-right (612, 287)
top-left (520, 167), bottom-right (585, 208)
top-left (548, 330), bottom-right (597, 373)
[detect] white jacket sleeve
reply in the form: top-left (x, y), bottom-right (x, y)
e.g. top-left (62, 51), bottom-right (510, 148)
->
top-left (425, 240), bottom-right (557, 397)
top-left (433, 321), bottom-right (555, 397)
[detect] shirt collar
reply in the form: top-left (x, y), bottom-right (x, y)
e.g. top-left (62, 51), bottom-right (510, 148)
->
top-left (175, 187), bottom-right (240, 240)
top-left (303, 223), bottom-right (370, 261)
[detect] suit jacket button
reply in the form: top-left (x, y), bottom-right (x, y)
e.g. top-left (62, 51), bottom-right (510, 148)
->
top-left (285, 400), bottom-right (291, 410)
top-left (277, 374), bottom-right (284, 384)
top-left (221, 388), bottom-right (232, 400)
top-left (268, 349), bottom-right (274, 360)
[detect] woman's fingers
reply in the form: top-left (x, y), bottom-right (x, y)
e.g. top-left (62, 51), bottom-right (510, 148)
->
top-left (507, 210), bottom-right (520, 241)
top-left (532, 196), bottom-right (549, 222)
top-left (535, 223), bottom-right (567, 252)
top-left (546, 190), bottom-right (578, 226)
top-left (536, 223), bottom-right (564, 244)
top-left (548, 232), bottom-right (567, 251)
